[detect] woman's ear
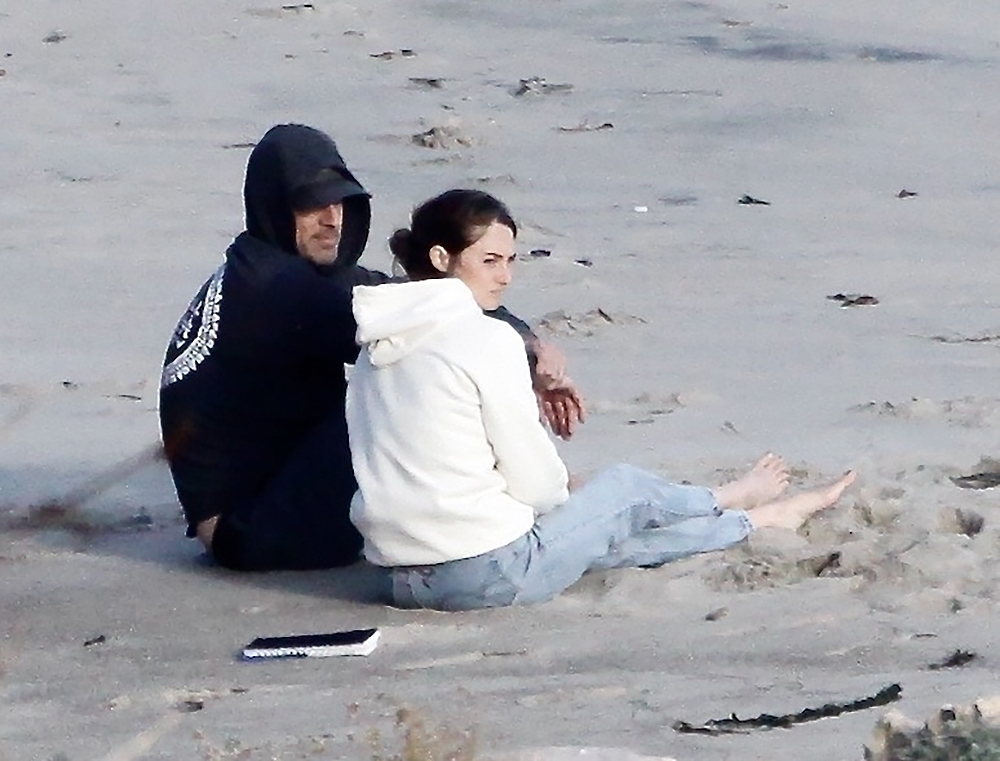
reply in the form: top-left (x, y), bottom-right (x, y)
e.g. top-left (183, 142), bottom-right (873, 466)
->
top-left (429, 245), bottom-right (451, 274)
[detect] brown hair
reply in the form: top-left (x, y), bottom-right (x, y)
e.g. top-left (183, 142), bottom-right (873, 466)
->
top-left (390, 189), bottom-right (517, 279)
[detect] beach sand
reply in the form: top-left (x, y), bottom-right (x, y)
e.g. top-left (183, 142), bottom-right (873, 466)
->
top-left (3, 1), bottom-right (1000, 758)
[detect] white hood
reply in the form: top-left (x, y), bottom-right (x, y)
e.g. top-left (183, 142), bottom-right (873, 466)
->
top-left (352, 279), bottom-right (479, 366)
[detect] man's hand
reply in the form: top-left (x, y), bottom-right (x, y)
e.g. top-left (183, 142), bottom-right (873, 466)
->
top-left (530, 339), bottom-right (569, 391)
top-left (537, 382), bottom-right (586, 440)
top-left (528, 339), bottom-right (586, 439)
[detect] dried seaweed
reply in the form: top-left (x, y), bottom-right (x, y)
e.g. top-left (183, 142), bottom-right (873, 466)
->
top-left (673, 683), bottom-right (902, 735)
top-left (927, 650), bottom-right (977, 671)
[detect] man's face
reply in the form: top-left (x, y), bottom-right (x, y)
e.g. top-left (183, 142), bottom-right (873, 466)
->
top-left (294, 202), bottom-right (344, 265)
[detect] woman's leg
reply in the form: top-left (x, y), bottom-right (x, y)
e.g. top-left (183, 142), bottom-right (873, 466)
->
top-left (511, 464), bottom-right (751, 601)
top-left (392, 463), bottom-right (748, 609)
top-left (390, 464), bottom-right (856, 609)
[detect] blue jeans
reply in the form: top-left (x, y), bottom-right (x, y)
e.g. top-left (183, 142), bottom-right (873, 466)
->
top-left (389, 463), bottom-right (753, 610)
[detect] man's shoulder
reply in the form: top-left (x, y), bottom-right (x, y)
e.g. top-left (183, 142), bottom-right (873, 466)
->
top-left (330, 265), bottom-right (392, 288)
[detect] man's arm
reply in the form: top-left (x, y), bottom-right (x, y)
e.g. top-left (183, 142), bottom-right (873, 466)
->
top-left (294, 277), bottom-right (363, 365)
top-left (332, 264), bottom-right (398, 288)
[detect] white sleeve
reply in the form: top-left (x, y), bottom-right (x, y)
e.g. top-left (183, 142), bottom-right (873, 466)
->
top-left (475, 326), bottom-right (569, 511)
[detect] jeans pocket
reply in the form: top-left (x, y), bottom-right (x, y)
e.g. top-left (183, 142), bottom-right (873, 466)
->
top-left (390, 568), bottom-right (423, 609)
top-left (478, 557), bottom-right (518, 608)
top-left (391, 554), bottom-right (519, 611)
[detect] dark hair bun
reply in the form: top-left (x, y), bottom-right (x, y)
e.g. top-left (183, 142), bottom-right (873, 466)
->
top-left (388, 228), bottom-right (413, 263)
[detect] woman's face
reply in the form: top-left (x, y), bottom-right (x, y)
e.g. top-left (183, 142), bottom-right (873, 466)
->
top-left (448, 221), bottom-right (516, 311)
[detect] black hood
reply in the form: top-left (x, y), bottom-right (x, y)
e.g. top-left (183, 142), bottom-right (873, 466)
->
top-left (243, 124), bottom-right (371, 266)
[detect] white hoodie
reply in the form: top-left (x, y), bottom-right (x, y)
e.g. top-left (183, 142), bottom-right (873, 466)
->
top-left (346, 279), bottom-right (569, 566)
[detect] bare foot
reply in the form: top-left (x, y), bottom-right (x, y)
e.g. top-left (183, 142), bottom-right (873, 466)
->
top-left (196, 515), bottom-right (219, 550)
top-left (747, 470), bottom-right (857, 530)
top-left (712, 453), bottom-right (790, 510)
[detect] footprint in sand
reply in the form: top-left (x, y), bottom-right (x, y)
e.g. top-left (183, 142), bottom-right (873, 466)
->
top-left (705, 544), bottom-right (835, 592)
top-left (411, 124), bottom-right (474, 149)
top-left (0, 383), bottom-right (34, 436)
top-left (939, 507), bottom-right (985, 537)
top-left (588, 392), bottom-right (685, 426)
top-left (537, 308), bottom-right (646, 337)
top-left (511, 76), bottom-right (574, 97)
top-left (849, 396), bottom-right (1000, 428)
top-left (926, 331), bottom-right (1000, 344)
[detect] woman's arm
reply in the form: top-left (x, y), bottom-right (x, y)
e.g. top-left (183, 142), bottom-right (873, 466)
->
top-left (476, 326), bottom-right (569, 511)
top-left (485, 309), bottom-right (586, 439)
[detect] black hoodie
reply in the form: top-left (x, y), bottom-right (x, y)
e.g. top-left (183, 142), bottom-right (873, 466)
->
top-left (159, 125), bottom-right (387, 536)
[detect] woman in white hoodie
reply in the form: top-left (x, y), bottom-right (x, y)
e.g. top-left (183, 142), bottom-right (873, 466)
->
top-left (346, 190), bottom-right (855, 610)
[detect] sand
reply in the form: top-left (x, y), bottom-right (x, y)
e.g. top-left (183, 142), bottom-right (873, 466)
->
top-left (3, 0), bottom-right (1000, 759)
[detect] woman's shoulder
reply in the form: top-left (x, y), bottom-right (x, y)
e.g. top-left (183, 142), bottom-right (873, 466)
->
top-left (436, 311), bottom-right (527, 374)
top-left (458, 308), bottom-right (524, 344)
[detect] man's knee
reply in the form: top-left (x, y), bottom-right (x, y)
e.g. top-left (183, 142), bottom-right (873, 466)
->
top-left (208, 512), bottom-right (250, 569)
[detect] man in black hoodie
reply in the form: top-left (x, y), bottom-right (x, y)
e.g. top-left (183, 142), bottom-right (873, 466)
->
top-left (159, 124), bottom-right (568, 571)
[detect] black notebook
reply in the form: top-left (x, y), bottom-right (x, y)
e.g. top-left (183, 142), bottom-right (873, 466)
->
top-left (242, 628), bottom-right (380, 659)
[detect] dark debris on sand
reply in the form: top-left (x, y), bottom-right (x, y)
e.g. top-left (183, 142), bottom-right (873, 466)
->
top-left (927, 650), bottom-right (978, 671)
top-left (951, 472), bottom-right (1000, 490)
top-left (513, 76), bottom-right (574, 96)
top-left (371, 49), bottom-right (416, 60)
top-left (675, 684), bottom-right (903, 735)
top-left (557, 121), bottom-right (614, 133)
top-left (409, 77), bottom-right (444, 89)
top-left (828, 293), bottom-right (880, 307)
top-left (738, 194), bottom-right (770, 205)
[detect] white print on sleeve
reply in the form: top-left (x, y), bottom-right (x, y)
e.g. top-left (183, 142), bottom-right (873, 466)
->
top-left (160, 265), bottom-right (225, 388)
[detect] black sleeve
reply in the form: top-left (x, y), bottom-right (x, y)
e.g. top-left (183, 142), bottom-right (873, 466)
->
top-left (485, 306), bottom-right (536, 340)
top-left (292, 276), bottom-right (363, 365)
top-left (289, 265), bottom-right (409, 367)
top-left (332, 265), bottom-right (406, 288)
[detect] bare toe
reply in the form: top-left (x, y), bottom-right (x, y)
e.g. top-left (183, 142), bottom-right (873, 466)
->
top-left (715, 454), bottom-right (792, 510)
top-left (747, 469), bottom-right (856, 531)
top-left (824, 470), bottom-right (857, 505)
top-left (757, 453), bottom-right (788, 476)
